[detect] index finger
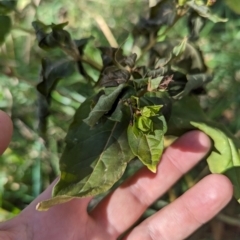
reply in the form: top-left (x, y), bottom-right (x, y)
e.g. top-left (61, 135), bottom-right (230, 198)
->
top-left (0, 110), bottom-right (13, 154)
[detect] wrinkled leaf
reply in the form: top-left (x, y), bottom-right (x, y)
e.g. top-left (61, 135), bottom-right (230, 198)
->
top-left (172, 38), bottom-right (187, 57)
top-left (128, 112), bottom-right (166, 173)
top-left (99, 67), bottom-right (130, 87)
top-left (0, 1), bottom-right (17, 14)
top-left (151, 40), bottom-right (207, 74)
top-left (187, 1), bottom-right (228, 23)
top-left (167, 96), bottom-right (240, 202)
top-left (37, 97), bottom-right (134, 210)
top-left (97, 50), bottom-right (136, 87)
top-left (0, 15), bottom-right (11, 44)
top-left (132, 66), bottom-right (147, 79)
top-left (141, 91), bottom-right (172, 121)
top-left (173, 73), bottom-right (212, 99)
top-left (107, 86), bottom-right (137, 122)
top-left (150, 0), bottom-right (176, 26)
top-left (149, 76), bottom-right (163, 91)
top-left (32, 21), bottom-right (79, 59)
top-left (37, 59), bottom-right (76, 97)
top-left (37, 58), bottom-right (76, 140)
top-left (98, 47), bottom-right (124, 68)
top-left (74, 37), bottom-right (94, 55)
top-left (187, 10), bottom-right (206, 41)
top-left (83, 84), bottom-right (126, 127)
top-left (121, 53), bottom-right (137, 68)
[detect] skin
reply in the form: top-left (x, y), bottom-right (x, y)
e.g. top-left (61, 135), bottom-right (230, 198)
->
top-left (0, 110), bottom-right (233, 240)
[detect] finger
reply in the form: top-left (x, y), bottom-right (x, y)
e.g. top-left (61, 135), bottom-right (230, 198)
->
top-left (90, 131), bottom-right (211, 237)
top-left (0, 110), bottom-right (13, 154)
top-left (125, 174), bottom-right (233, 240)
top-left (22, 178), bottom-right (92, 217)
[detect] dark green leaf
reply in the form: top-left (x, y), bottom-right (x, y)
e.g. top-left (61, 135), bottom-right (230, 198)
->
top-left (132, 66), bottom-right (148, 79)
top-left (187, 10), bottom-right (206, 41)
top-left (0, 1), bottom-right (17, 14)
top-left (120, 53), bottom-right (137, 68)
top-left (106, 86), bottom-right (137, 122)
top-left (151, 40), bottom-right (207, 74)
top-left (173, 73), bottom-right (212, 99)
top-left (98, 47), bottom-right (124, 68)
top-left (187, 1), bottom-right (228, 23)
top-left (37, 58), bottom-right (76, 140)
top-left (32, 21), bottom-right (71, 48)
top-left (0, 15), bottom-right (11, 44)
top-left (99, 67), bottom-right (130, 87)
top-left (97, 52), bottom-right (136, 87)
top-left (37, 97), bottom-right (134, 210)
top-left (37, 59), bottom-right (76, 97)
top-left (32, 21), bottom-right (79, 58)
top-left (83, 84), bottom-right (126, 127)
top-left (133, 0), bottom-right (177, 36)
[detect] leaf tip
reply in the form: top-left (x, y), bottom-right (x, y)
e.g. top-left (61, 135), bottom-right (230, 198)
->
top-left (36, 202), bottom-right (49, 212)
top-left (147, 165), bottom-right (157, 173)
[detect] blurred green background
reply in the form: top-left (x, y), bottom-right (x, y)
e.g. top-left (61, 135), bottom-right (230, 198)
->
top-left (1, 0), bottom-right (240, 239)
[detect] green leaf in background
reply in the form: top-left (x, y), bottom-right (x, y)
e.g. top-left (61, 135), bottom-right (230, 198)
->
top-left (178, 0), bottom-right (188, 6)
top-left (151, 40), bottom-right (207, 74)
top-left (187, 1), bottom-right (228, 23)
top-left (83, 84), bottom-right (126, 127)
top-left (32, 21), bottom-right (79, 59)
top-left (225, 0), bottom-right (240, 14)
top-left (37, 97), bottom-right (134, 211)
top-left (167, 96), bottom-right (240, 202)
top-left (190, 122), bottom-right (240, 203)
top-left (0, 15), bottom-right (11, 44)
top-left (74, 37), bottom-right (94, 55)
top-left (0, 1), bottom-right (17, 14)
top-left (128, 104), bottom-right (166, 172)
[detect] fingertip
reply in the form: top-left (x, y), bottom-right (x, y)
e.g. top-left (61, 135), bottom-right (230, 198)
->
top-left (0, 110), bottom-right (13, 154)
top-left (204, 174), bottom-right (233, 207)
top-left (172, 130), bottom-right (211, 154)
top-left (186, 174), bottom-right (233, 224)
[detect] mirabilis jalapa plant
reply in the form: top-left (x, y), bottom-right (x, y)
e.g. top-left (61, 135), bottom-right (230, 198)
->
top-left (32, 0), bottom-right (240, 211)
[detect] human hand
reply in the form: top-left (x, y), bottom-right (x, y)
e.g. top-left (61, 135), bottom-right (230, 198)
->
top-left (0, 110), bottom-right (232, 240)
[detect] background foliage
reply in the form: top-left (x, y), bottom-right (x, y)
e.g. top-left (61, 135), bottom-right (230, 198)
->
top-left (1, 0), bottom-right (240, 239)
